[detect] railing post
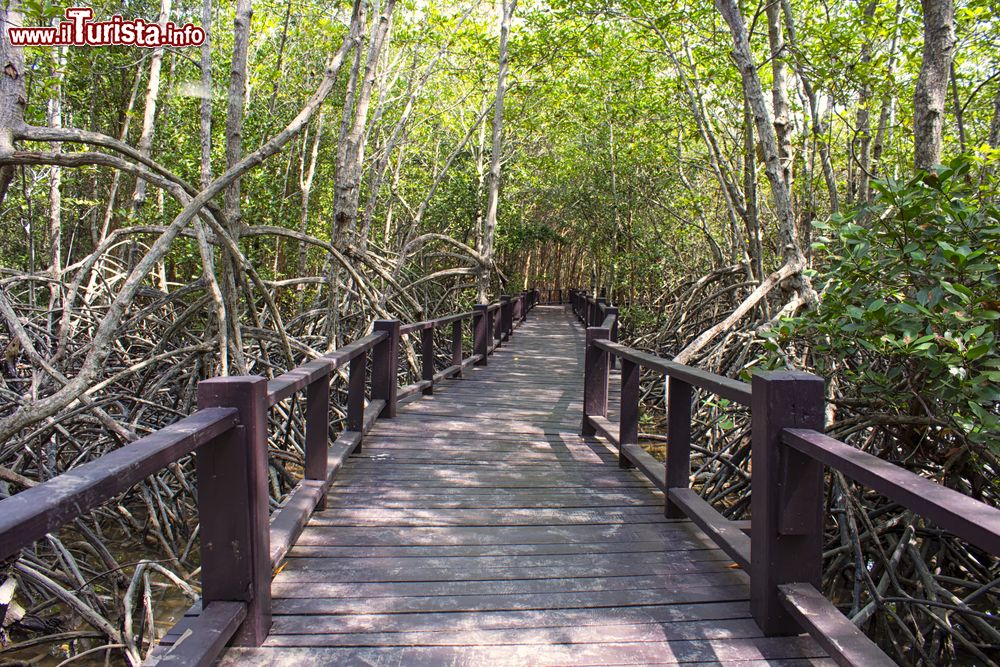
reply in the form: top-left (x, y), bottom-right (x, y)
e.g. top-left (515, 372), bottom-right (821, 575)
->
top-left (473, 305), bottom-right (489, 366)
top-left (493, 302), bottom-right (504, 345)
top-left (619, 358), bottom-right (639, 469)
top-left (594, 297), bottom-right (607, 327)
top-left (751, 371), bottom-right (826, 636)
top-left (451, 318), bottom-right (463, 377)
top-left (305, 370), bottom-right (330, 509)
top-left (421, 325), bottom-right (435, 395)
top-left (606, 306), bottom-right (619, 369)
top-left (665, 378), bottom-right (692, 519)
top-left (347, 350), bottom-right (366, 442)
top-left (581, 326), bottom-right (609, 436)
top-left (500, 295), bottom-right (512, 341)
top-left (372, 319), bottom-right (400, 418)
top-left (196, 376), bottom-right (271, 646)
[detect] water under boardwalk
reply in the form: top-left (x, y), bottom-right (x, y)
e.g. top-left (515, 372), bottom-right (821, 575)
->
top-left (219, 306), bottom-right (829, 666)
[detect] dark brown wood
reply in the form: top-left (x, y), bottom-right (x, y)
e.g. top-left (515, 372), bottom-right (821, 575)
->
top-left (778, 583), bottom-right (896, 667)
top-left (620, 443), bottom-right (666, 491)
top-left (304, 372), bottom-right (329, 509)
top-left (347, 350), bottom-right (366, 448)
top-left (665, 378), bottom-right (692, 519)
top-left (582, 326), bottom-right (609, 436)
top-left (197, 376), bottom-right (272, 646)
top-left (669, 488), bottom-right (751, 570)
top-left (146, 601), bottom-right (247, 667)
top-left (473, 305), bottom-right (489, 366)
top-left (372, 320), bottom-right (401, 418)
top-left (587, 415), bottom-right (619, 447)
top-left (783, 428), bottom-right (1000, 555)
top-left (594, 339), bottom-right (752, 405)
top-left (451, 319), bottom-right (463, 378)
top-left (421, 326), bottom-right (435, 395)
top-left (750, 371), bottom-right (825, 636)
top-left (500, 295), bottom-right (512, 342)
top-left (269, 480), bottom-right (326, 568)
top-left (266, 332), bottom-right (384, 406)
top-left (492, 302), bottom-right (503, 343)
top-left (619, 359), bottom-right (639, 469)
top-left (0, 408), bottom-right (237, 560)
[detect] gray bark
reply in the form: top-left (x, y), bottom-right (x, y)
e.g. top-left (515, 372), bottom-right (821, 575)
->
top-left (333, 0), bottom-right (397, 246)
top-left (0, 0), bottom-right (26, 205)
top-left (478, 0), bottom-right (517, 302)
top-left (716, 0), bottom-right (811, 296)
top-left (200, 0), bottom-right (213, 189)
top-left (131, 0), bottom-right (172, 214)
top-left (766, 0), bottom-right (793, 187)
top-left (913, 0), bottom-right (955, 170)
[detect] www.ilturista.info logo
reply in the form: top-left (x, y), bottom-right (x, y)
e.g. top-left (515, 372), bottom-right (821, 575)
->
top-left (8, 7), bottom-right (205, 47)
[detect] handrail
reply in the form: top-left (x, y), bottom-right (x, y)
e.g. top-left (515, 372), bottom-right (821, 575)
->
top-left (0, 408), bottom-right (239, 560)
top-left (0, 289), bottom-right (540, 667)
top-left (782, 427), bottom-right (1000, 555)
top-left (572, 290), bottom-right (999, 667)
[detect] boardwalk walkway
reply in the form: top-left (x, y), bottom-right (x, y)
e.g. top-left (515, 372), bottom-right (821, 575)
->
top-left (220, 306), bottom-right (828, 666)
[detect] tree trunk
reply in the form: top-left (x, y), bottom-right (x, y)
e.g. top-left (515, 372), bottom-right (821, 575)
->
top-left (131, 0), bottom-right (172, 214)
top-left (478, 0), bottom-right (517, 302)
top-left (913, 0), bottom-right (955, 170)
top-left (0, 0), bottom-right (27, 206)
top-left (716, 0), bottom-right (812, 298)
top-left (200, 0), bottom-right (213, 189)
top-left (220, 0), bottom-right (252, 373)
top-left (333, 0), bottom-right (397, 246)
top-left (766, 0), bottom-right (793, 188)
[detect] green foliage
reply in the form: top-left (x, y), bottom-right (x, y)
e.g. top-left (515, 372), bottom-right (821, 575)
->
top-left (766, 156), bottom-right (1000, 452)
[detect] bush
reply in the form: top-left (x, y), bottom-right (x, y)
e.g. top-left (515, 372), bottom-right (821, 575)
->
top-left (765, 156), bottom-right (1000, 456)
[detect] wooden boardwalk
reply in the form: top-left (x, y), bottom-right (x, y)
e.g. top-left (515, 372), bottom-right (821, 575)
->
top-left (220, 306), bottom-right (829, 666)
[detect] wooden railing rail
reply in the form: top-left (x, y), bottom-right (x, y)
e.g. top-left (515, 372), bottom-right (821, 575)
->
top-left (0, 291), bottom-right (539, 667)
top-left (572, 291), bottom-right (1000, 667)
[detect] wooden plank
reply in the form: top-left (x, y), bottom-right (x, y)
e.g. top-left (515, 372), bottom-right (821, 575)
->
top-left (263, 617), bottom-right (769, 647)
top-left (778, 583), bottom-right (896, 667)
top-left (266, 332), bottom-right (385, 406)
top-left (594, 339), bottom-right (752, 405)
top-left (144, 601), bottom-right (246, 667)
top-left (622, 444), bottom-right (667, 491)
top-left (269, 481), bottom-right (325, 569)
top-left (0, 407), bottom-right (238, 560)
top-left (270, 572), bottom-right (746, 600)
top-left (271, 583), bottom-right (752, 615)
top-left (220, 636), bottom-right (826, 666)
top-left (669, 488), bottom-right (751, 570)
top-left (783, 428), bottom-right (1000, 555)
top-left (266, 601), bottom-right (753, 635)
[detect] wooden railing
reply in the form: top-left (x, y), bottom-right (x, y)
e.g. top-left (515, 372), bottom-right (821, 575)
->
top-left (571, 290), bottom-right (1000, 667)
top-left (0, 290), bottom-right (539, 666)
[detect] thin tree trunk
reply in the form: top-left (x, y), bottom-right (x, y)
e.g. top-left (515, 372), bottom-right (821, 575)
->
top-left (221, 0), bottom-right (252, 373)
top-left (299, 111), bottom-right (325, 280)
top-left (0, 0), bottom-right (27, 206)
top-left (47, 43), bottom-right (66, 299)
top-left (766, 0), bottom-right (793, 188)
top-left (716, 0), bottom-right (812, 299)
top-left (200, 0), bottom-right (213, 190)
top-left (914, 0), bottom-right (955, 170)
top-left (131, 0), bottom-right (172, 214)
top-left (949, 62), bottom-right (966, 154)
top-left (478, 0), bottom-right (517, 302)
top-left (333, 0), bottom-right (397, 246)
